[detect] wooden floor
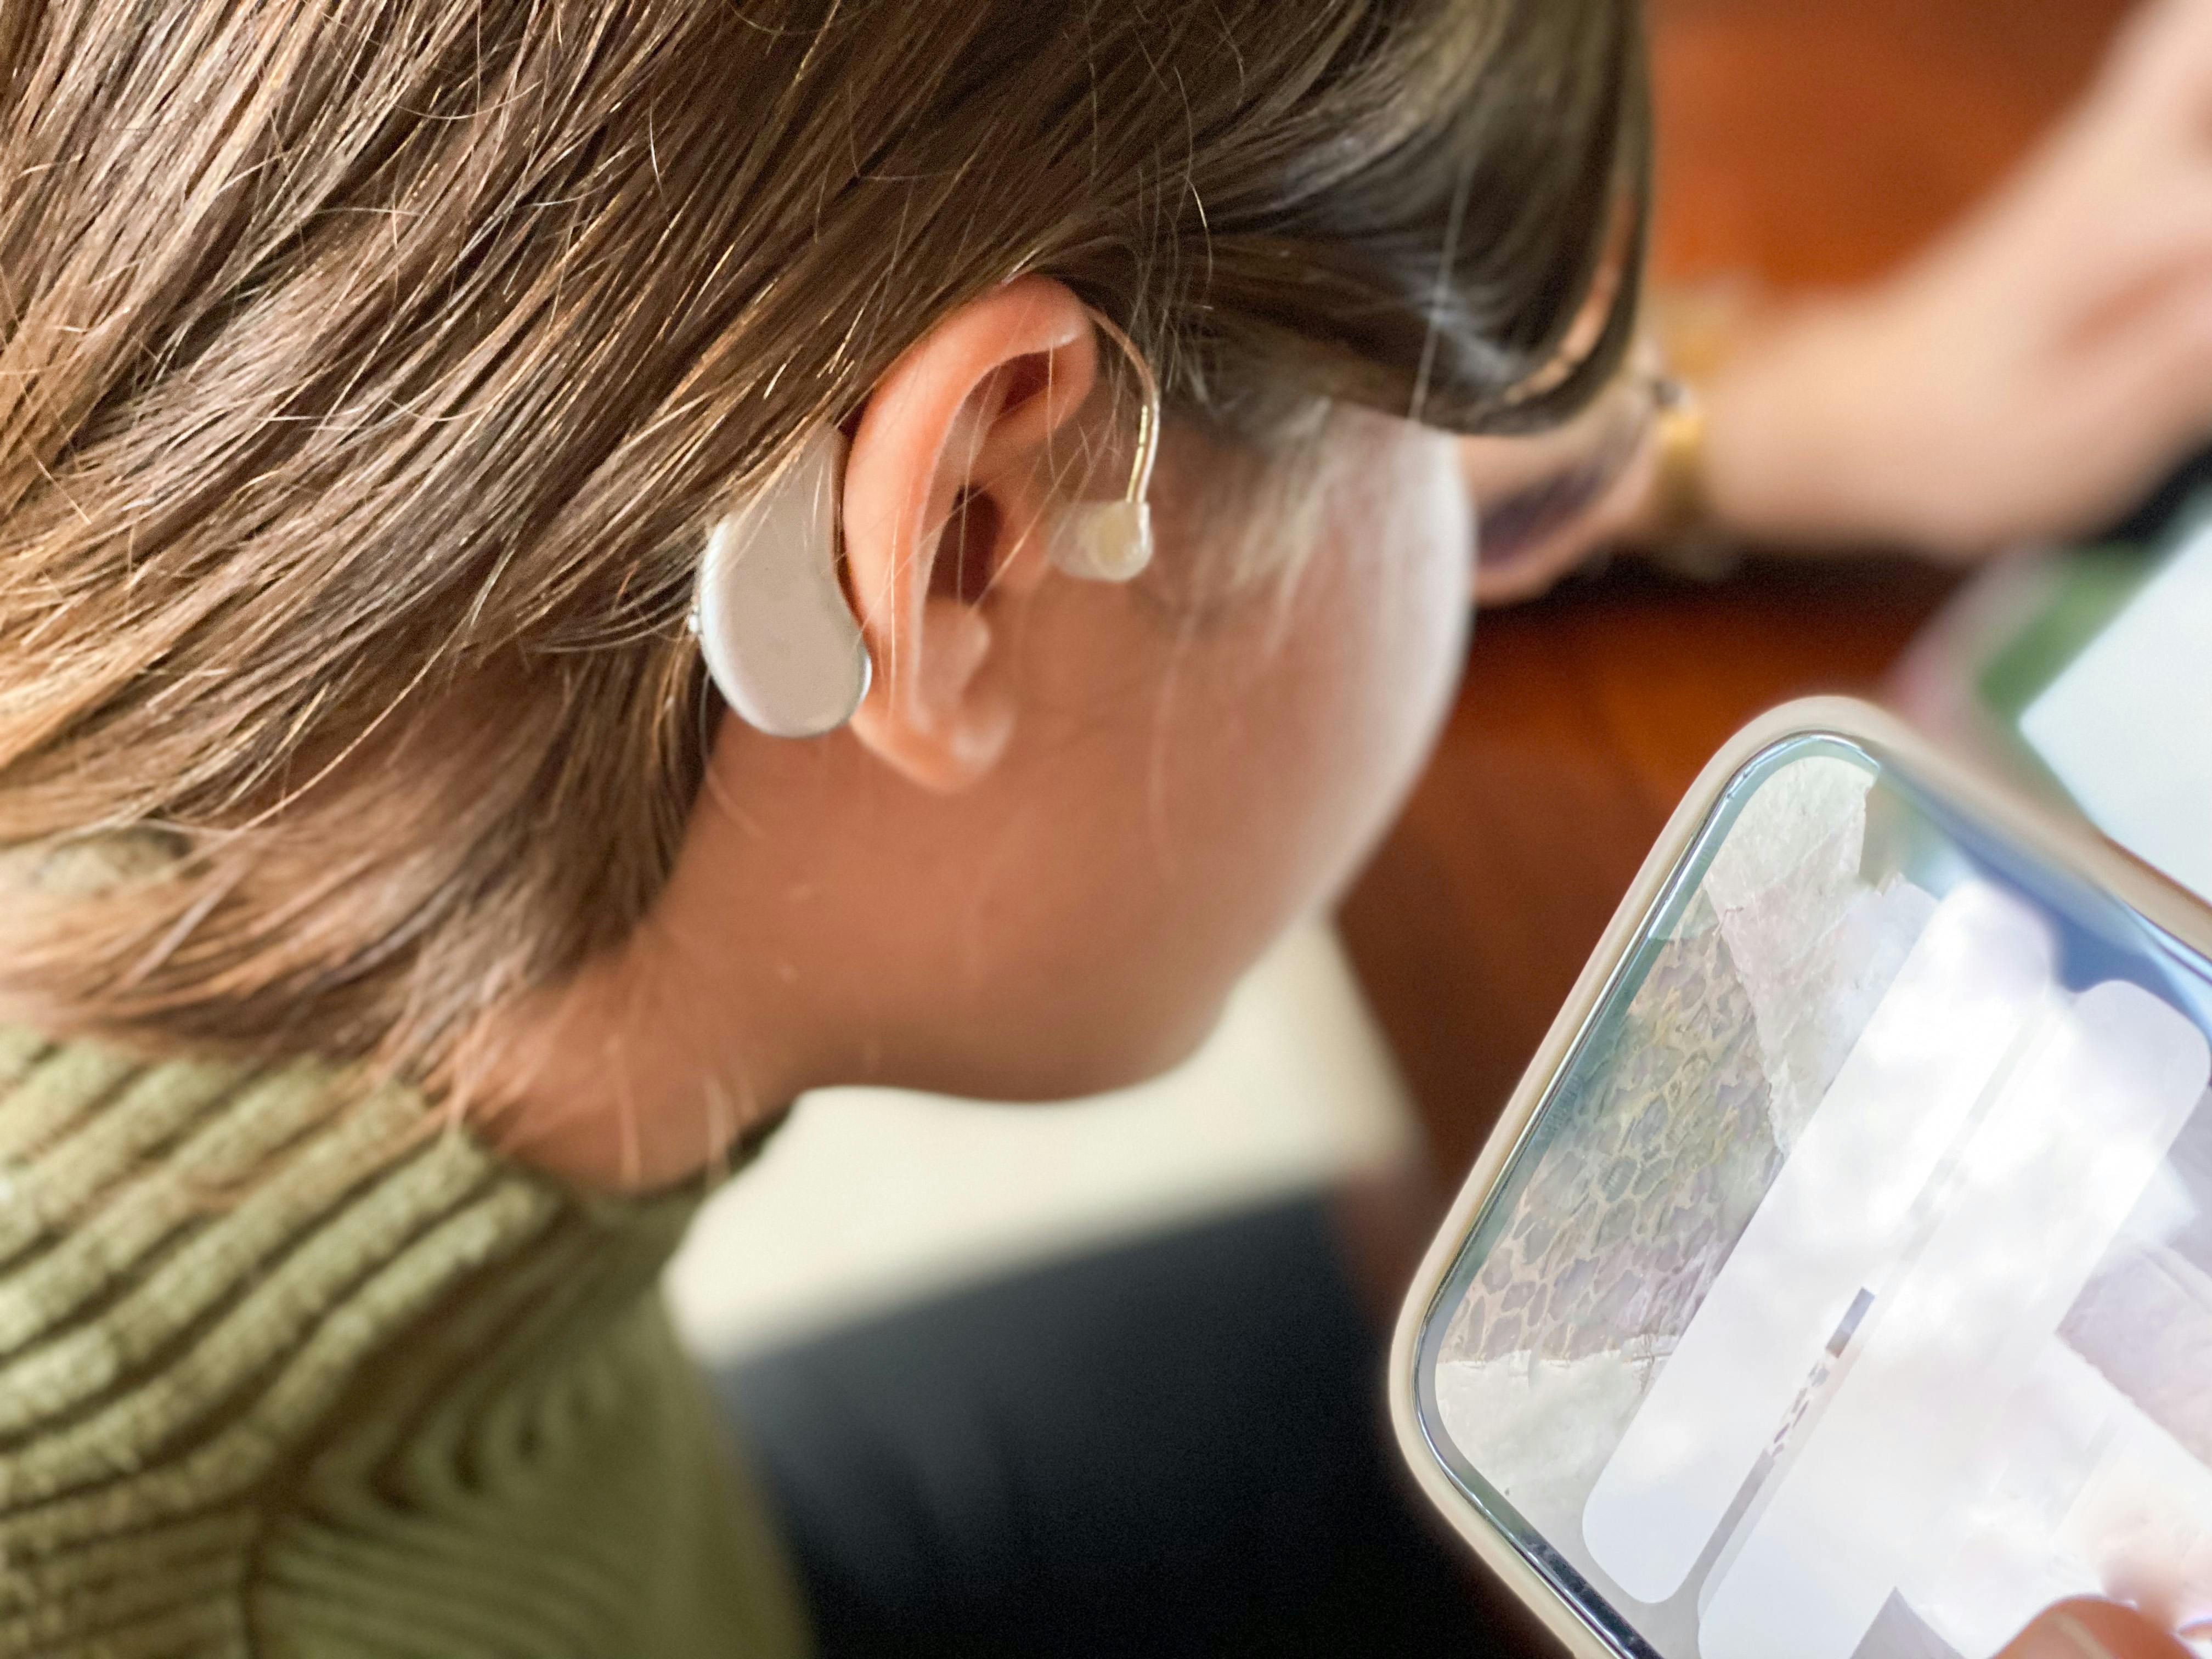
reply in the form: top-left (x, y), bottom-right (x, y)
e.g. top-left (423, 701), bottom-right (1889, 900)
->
top-left (1339, 0), bottom-right (2142, 1178)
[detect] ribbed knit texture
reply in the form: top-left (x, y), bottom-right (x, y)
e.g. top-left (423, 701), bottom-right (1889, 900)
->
top-left (0, 1028), bottom-right (810, 1658)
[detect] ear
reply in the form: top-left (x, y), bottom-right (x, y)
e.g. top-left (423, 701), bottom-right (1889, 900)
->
top-left (843, 275), bottom-right (1102, 792)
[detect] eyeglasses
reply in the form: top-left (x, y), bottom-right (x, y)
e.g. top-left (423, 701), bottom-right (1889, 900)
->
top-left (1458, 366), bottom-right (1669, 599)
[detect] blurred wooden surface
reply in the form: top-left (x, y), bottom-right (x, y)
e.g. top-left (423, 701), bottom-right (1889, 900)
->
top-left (1649, 0), bottom-right (2133, 287)
top-left (1339, 0), bottom-right (2142, 1179)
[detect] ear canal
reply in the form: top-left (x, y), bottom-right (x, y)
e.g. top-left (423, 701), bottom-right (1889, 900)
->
top-left (693, 425), bottom-right (871, 738)
top-left (1046, 499), bottom-right (1154, 583)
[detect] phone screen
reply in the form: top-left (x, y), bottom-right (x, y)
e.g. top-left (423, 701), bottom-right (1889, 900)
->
top-left (2016, 518), bottom-right (2212, 906)
top-left (1412, 736), bottom-right (2212, 1659)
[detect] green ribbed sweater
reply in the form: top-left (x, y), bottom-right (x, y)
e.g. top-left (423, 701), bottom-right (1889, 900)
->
top-left (0, 1026), bottom-right (810, 1657)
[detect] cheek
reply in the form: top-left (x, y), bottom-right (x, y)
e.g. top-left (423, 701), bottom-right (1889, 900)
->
top-left (1096, 422), bottom-right (1472, 1064)
top-left (930, 419), bottom-right (1470, 1102)
top-left (1204, 424), bottom-right (1472, 923)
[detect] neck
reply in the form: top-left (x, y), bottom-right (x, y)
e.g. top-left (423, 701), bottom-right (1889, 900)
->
top-left (459, 921), bottom-right (817, 1193)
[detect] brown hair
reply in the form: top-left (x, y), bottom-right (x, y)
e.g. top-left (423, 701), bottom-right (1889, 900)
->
top-left (0, 0), bottom-right (1647, 1067)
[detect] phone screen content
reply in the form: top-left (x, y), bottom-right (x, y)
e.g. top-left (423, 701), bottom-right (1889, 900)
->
top-left (1417, 739), bottom-right (2212, 1659)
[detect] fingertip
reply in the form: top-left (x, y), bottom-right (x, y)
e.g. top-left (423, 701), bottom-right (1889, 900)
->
top-left (2003, 1599), bottom-right (2192, 1659)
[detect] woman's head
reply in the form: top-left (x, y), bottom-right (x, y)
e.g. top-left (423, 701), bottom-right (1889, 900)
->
top-left (0, 0), bottom-right (1645, 1142)
top-left (490, 287), bottom-right (1488, 1182)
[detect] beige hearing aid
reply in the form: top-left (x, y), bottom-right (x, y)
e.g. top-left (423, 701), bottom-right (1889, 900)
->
top-left (692, 423), bottom-right (871, 740)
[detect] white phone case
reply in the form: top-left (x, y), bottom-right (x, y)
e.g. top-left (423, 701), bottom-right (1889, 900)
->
top-left (1387, 695), bottom-right (2212, 1659)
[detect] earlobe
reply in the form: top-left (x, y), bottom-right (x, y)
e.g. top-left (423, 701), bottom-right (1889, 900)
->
top-left (849, 594), bottom-right (1015, 791)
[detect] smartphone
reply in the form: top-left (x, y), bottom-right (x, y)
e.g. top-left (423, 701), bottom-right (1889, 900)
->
top-left (1391, 698), bottom-right (2212, 1659)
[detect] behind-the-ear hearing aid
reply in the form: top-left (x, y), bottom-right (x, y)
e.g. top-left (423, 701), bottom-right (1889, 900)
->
top-left (692, 423), bottom-right (870, 739)
top-left (695, 306), bottom-right (1160, 737)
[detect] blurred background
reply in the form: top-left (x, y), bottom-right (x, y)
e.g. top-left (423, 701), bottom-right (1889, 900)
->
top-left (673, 0), bottom-right (2172, 1358)
top-left (1339, 0), bottom-right (2171, 1181)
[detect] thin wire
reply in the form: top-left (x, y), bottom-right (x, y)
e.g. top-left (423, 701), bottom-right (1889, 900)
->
top-left (1082, 306), bottom-right (1160, 506)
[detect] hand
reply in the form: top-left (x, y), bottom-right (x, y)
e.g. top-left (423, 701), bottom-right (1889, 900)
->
top-left (1696, 0), bottom-right (2212, 558)
top-left (1998, 1599), bottom-right (2192, 1659)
